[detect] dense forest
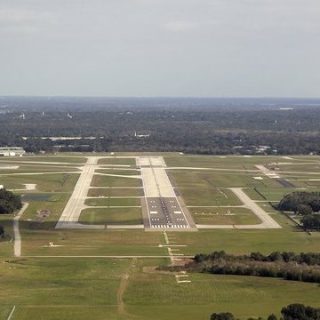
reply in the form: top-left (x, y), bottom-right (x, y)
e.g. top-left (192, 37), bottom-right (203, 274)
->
top-left (1, 97), bottom-right (320, 154)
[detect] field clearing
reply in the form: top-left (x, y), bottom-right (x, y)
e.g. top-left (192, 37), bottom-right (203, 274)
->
top-left (164, 155), bottom-right (291, 170)
top-left (85, 198), bottom-right (141, 207)
top-left (0, 165), bottom-right (80, 174)
top-left (79, 207), bottom-right (142, 225)
top-left (125, 273), bottom-right (320, 320)
top-left (98, 158), bottom-right (136, 165)
top-left (0, 258), bottom-right (128, 318)
top-left (276, 163), bottom-right (320, 172)
top-left (0, 257), bottom-right (319, 320)
top-left (243, 187), bottom-right (296, 201)
top-left (178, 187), bottom-right (241, 206)
top-left (170, 169), bottom-right (280, 189)
top-left (87, 188), bottom-right (144, 197)
top-left (20, 193), bottom-right (71, 229)
top-left (91, 175), bottom-right (142, 188)
top-left (190, 207), bottom-right (261, 225)
top-left (0, 156), bottom-right (87, 163)
top-left (174, 224), bottom-right (320, 255)
top-left (21, 230), bottom-right (166, 256)
top-left (0, 173), bottom-right (79, 192)
top-left (95, 169), bottom-right (140, 175)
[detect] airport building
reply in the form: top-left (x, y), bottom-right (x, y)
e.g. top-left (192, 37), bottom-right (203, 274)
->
top-left (0, 147), bottom-right (26, 157)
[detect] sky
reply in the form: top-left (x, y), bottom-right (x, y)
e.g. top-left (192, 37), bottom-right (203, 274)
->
top-left (0, 0), bottom-right (319, 97)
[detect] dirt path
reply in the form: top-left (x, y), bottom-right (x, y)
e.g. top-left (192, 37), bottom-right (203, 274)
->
top-left (117, 258), bottom-right (137, 315)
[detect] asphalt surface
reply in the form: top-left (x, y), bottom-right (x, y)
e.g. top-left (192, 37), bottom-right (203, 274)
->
top-left (229, 188), bottom-right (281, 229)
top-left (146, 197), bottom-right (189, 229)
top-left (56, 156), bottom-right (102, 229)
top-left (138, 156), bottom-right (195, 230)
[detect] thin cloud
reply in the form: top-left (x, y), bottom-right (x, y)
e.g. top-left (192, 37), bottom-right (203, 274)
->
top-left (163, 21), bottom-right (198, 32)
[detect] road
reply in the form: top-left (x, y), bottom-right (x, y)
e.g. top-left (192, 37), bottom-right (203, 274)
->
top-left (13, 203), bottom-right (29, 257)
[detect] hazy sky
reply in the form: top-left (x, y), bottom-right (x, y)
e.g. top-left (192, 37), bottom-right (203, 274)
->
top-left (0, 0), bottom-right (319, 97)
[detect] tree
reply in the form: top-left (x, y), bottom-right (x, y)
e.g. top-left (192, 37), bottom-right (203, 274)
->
top-left (0, 189), bottom-right (22, 214)
top-left (281, 304), bottom-right (320, 320)
top-left (278, 192), bottom-right (320, 213)
top-left (267, 315), bottom-right (278, 320)
top-left (297, 204), bottom-right (313, 216)
top-left (302, 215), bottom-right (320, 231)
top-left (0, 225), bottom-right (4, 238)
top-left (210, 312), bottom-right (235, 320)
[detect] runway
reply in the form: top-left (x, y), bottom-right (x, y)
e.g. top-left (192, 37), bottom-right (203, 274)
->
top-left (56, 157), bottom-right (104, 229)
top-left (138, 156), bottom-right (196, 231)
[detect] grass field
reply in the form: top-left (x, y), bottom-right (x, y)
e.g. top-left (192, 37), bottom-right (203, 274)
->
top-left (0, 173), bottom-right (79, 192)
top-left (190, 207), bottom-right (261, 225)
top-left (126, 261), bottom-right (320, 320)
top-left (79, 207), bottom-right (142, 225)
top-left (87, 188), bottom-right (144, 197)
top-left (0, 257), bottom-right (319, 320)
top-left (0, 155), bottom-right (87, 163)
top-left (95, 169), bottom-right (140, 176)
top-left (91, 175), bottom-right (142, 188)
top-left (21, 230), bottom-right (166, 256)
top-left (98, 158), bottom-right (136, 166)
top-left (0, 153), bottom-right (320, 319)
top-left (85, 198), bottom-right (141, 207)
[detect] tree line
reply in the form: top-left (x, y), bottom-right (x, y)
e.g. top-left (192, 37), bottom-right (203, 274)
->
top-left (210, 303), bottom-right (320, 320)
top-left (168, 251), bottom-right (320, 284)
top-left (1, 98), bottom-right (320, 155)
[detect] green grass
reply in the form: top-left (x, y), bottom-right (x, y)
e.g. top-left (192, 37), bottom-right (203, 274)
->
top-left (91, 175), bottom-right (142, 188)
top-left (21, 193), bottom-right (71, 229)
top-left (21, 230), bottom-right (166, 256)
top-left (98, 158), bottom-right (136, 166)
top-left (88, 188), bottom-right (144, 197)
top-left (190, 207), bottom-right (261, 225)
top-left (1, 258), bottom-right (319, 320)
top-left (85, 198), bottom-right (141, 207)
top-left (125, 269), bottom-right (320, 320)
top-left (96, 169), bottom-right (140, 176)
top-left (0, 257), bottom-right (129, 319)
top-left (0, 164), bottom-right (80, 175)
top-left (79, 207), bottom-right (142, 225)
top-left (173, 227), bottom-right (320, 256)
top-left (0, 173), bottom-right (79, 192)
top-left (165, 155), bottom-right (291, 170)
top-left (243, 187), bottom-right (297, 202)
top-left (179, 187), bottom-right (241, 206)
top-left (0, 155), bottom-right (86, 163)
top-left (1, 154), bottom-right (320, 320)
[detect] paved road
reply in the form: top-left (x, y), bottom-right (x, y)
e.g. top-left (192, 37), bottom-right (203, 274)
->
top-left (13, 203), bottom-right (29, 257)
